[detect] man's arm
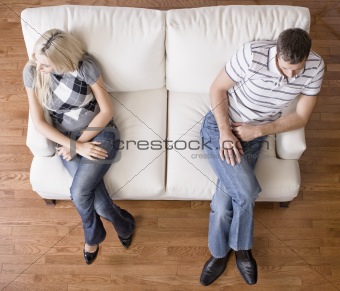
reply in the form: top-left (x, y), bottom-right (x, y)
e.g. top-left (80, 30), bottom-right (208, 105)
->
top-left (210, 68), bottom-right (243, 166)
top-left (232, 94), bottom-right (318, 142)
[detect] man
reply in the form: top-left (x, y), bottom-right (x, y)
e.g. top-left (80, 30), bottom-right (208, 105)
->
top-left (199, 28), bottom-right (324, 286)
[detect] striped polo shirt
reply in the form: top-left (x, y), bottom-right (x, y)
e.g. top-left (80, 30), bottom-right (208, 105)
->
top-left (225, 41), bottom-right (325, 125)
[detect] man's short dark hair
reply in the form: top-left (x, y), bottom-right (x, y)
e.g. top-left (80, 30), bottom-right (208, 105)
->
top-left (277, 28), bottom-right (312, 64)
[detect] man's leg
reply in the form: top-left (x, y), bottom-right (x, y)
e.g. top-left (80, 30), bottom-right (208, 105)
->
top-left (208, 179), bottom-right (233, 257)
top-left (200, 111), bottom-right (264, 285)
top-left (200, 179), bottom-right (233, 286)
top-left (201, 112), bottom-right (261, 252)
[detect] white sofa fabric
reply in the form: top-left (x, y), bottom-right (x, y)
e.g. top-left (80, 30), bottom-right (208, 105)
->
top-left (21, 5), bottom-right (310, 202)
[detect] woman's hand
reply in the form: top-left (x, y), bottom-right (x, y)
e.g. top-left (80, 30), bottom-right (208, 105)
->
top-left (75, 141), bottom-right (108, 160)
top-left (219, 129), bottom-right (243, 166)
top-left (56, 145), bottom-right (75, 161)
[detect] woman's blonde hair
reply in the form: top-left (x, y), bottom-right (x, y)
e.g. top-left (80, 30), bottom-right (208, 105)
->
top-left (29, 29), bottom-right (85, 106)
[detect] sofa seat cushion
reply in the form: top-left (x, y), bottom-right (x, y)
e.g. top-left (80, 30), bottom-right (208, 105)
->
top-left (165, 92), bottom-right (300, 201)
top-left (30, 88), bottom-right (167, 200)
top-left (106, 88), bottom-right (167, 199)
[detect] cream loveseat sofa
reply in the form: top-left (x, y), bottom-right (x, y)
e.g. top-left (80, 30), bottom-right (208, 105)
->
top-left (21, 5), bottom-right (310, 205)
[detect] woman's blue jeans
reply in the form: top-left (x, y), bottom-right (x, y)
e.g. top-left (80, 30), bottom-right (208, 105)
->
top-left (200, 111), bottom-right (266, 258)
top-left (61, 122), bottom-right (135, 246)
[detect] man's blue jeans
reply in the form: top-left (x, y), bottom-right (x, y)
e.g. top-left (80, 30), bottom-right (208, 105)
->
top-left (61, 123), bottom-right (135, 246)
top-left (200, 111), bottom-right (266, 258)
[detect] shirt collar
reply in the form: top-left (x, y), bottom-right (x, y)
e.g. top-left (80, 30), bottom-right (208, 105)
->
top-left (268, 46), bottom-right (280, 74)
top-left (268, 46), bottom-right (288, 87)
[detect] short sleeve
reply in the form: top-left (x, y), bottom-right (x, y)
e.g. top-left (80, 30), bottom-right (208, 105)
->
top-left (225, 42), bottom-right (253, 83)
top-left (23, 63), bottom-right (35, 88)
top-left (78, 54), bottom-right (101, 85)
top-left (301, 57), bottom-right (325, 96)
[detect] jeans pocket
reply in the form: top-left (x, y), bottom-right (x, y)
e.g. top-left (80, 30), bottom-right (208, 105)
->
top-left (92, 127), bottom-right (120, 161)
top-left (96, 139), bottom-right (119, 163)
top-left (204, 111), bottom-right (220, 131)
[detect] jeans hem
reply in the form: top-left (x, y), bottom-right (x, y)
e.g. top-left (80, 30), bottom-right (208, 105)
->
top-left (208, 245), bottom-right (231, 259)
top-left (116, 214), bottom-right (135, 239)
top-left (229, 244), bottom-right (252, 251)
top-left (86, 232), bottom-right (106, 246)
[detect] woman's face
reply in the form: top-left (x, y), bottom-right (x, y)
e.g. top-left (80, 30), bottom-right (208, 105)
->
top-left (34, 53), bottom-right (54, 74)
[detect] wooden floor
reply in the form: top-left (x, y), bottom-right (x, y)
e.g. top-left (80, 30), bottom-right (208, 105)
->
top-left (1, 0), bottom-right (340, 290)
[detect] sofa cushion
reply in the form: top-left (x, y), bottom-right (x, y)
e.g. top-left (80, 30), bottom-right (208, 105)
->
top-left (165, 92), bottom-right (301, 201)
top-left (105, 88), bottom-right (167, 199)
top-left (30, 154), bottom-right (73, 200)
top-left (21, 5), bottom-right (165, 92)
top-left (166, 5), bottom-right (310, 94)
top-left (255, 137), bottom-right (301, 202)
top-left (30, 88), bottom-right (167, 200)
top-left (165, 92), bottom-right (215, 200)
top-left (26, 112), bottom-right (55, 157)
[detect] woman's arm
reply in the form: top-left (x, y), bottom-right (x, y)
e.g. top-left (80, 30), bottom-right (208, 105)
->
top-left (76, 75), bottom-right (113, 143)
top-left (26, 86), bottom-right (108, 161)
top-left (26, 86), bottom-right (72, 148)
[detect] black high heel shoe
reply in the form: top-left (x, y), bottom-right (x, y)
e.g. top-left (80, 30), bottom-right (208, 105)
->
top-left (83, 245), bottom-right (99, 265)
top-left (118, 233), bottom-right (133, 249)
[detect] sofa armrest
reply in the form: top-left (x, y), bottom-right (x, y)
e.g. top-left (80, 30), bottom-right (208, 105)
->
top-left (26, 111), bottom-right (56, 157)
top-left (275, 95), bottom-right (307, 160)
top-left (275, 128), bottom-right (306, 160)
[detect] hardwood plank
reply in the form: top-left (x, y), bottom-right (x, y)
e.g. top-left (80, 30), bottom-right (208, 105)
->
top-left (300, 191), bottom-right (340, 201)
top-left (306, 120), bottom-right (340, 130)
top-left (13, 273), bottom-right (112, 285)
top-left (320, 113), bottom-right (340, 122)
top-left (0, 171), bottom-right (31, 189)
top-left (2, 283), bottom-right (68, 291)
top-left (0, 226), bottom-right (12, 236)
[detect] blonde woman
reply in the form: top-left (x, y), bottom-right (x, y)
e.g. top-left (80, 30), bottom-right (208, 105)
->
top-left (23, 29), bottom-right (135, 265)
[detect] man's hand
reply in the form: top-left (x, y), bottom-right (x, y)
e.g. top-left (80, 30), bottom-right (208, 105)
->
top-left (232, 122), bottom-right (261, 142)
top-left (219, 130), bottom-right (243, 166)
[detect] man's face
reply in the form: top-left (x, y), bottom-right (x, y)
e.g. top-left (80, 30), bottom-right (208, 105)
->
top-left (276, 55), bottom-right (306, 78)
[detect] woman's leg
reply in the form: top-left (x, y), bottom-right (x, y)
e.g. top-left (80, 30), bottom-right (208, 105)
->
top-left (62, 126), bottom-right (134, 245)
top-left (93, 180), bottom-right (135, 239)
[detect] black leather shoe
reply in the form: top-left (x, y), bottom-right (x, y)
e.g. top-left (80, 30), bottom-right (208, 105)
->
top-left (200, 250), bottom-right (231, 286)
top-left (235, 250), bottom-right (257, 285)
top-left (118, 233), bottom-right (133, 249)
top-left (83, 245), bottom-right (99, 265)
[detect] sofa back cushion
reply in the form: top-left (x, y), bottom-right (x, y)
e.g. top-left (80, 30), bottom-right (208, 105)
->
top-left (21, 5), bottom-right (165, 92)
top-left (166, 5), bottom-right (310, 94)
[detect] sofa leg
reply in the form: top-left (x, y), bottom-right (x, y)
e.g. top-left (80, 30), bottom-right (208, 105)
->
top-left (279, 201), bottom-right (290, 208)
top-left (43, 199), bottom-right (56, 206)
